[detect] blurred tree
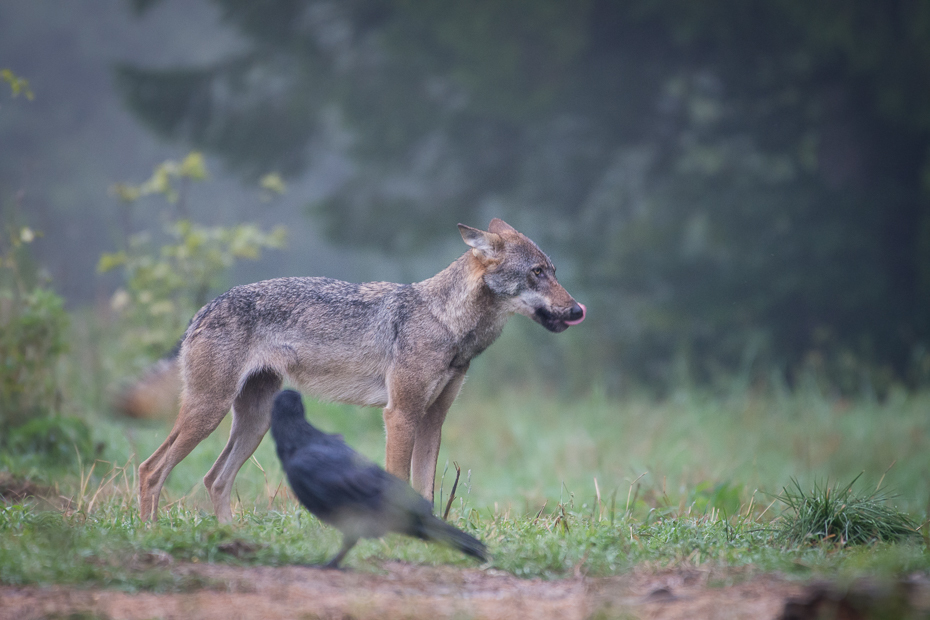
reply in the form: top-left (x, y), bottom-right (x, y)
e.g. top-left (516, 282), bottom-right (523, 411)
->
top-left (116, 0), bottom-right (930, 391)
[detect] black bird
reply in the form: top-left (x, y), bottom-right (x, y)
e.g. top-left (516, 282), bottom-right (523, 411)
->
top-left (270, 389), bottom-right (488, 568)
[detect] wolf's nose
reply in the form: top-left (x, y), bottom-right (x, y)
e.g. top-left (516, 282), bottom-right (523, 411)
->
top-left (565, 303), bottom-right (586, 325)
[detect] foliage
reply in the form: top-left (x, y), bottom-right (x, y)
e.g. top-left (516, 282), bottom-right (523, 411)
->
top-left (98, 154), bottom-right (287, 368)
top-left (258, 172), bottom-right (287, 196)
top-left (4, 416), bottom-right (98, 469)
top-left (1, 68), bottom-right (33, 100)
top-left (776, 476), bottom-right (921, 547)
top-left (115, 0), bottom-right (930, 392)
top-left (109, 151), bottom-right (207, 206)
top-left (0, 226), bottom-right (69, 432)
top-left (99, 220), bottom-right (286, 362)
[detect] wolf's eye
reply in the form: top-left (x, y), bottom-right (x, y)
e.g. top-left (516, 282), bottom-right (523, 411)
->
top-left (531, 267), bottom-right (544, 277)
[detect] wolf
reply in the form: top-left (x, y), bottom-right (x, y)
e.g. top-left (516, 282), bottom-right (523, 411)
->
top-left (136, 218), bottom-right (585, 522)
top-left (271, 389), bottom-right (487, 568)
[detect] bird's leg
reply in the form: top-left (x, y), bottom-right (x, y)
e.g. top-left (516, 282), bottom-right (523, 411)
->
top-left (324, 535), bottom-right (358, 569)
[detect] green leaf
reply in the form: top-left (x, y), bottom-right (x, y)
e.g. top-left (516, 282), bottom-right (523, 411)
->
top-left (97, 252), bottom-right (128, 273)
top-left (1, 68), bottom-right (34, 100)
top-left (180, 152), bottom-right (208, 180)
top-left (259, 172), bottom-right (286, 195)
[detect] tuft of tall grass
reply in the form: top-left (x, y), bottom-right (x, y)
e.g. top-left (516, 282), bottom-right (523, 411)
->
top-left (775, 475), bottom-right (921, 547)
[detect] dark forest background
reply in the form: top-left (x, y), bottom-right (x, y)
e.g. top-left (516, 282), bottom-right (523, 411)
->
top-left (3, 0), bottom-right (930, 394)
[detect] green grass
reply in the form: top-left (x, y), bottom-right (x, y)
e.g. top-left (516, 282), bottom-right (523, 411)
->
top-left (1, 385), bottom-right (928, 590)
top-left (78, 383), bottom-right (930, 522)
top-left (1, 484), bottom-right (926, 591)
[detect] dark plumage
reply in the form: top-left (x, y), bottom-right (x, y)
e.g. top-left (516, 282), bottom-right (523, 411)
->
top-left (270, 389), bottom-right (488, 568)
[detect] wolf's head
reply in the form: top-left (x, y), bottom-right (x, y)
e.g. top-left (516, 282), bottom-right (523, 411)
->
top-left (458, 219), bottom-right (585, 333)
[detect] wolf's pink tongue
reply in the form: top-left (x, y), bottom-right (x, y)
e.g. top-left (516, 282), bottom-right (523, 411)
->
top-left (565, 303), bottom-right (586, 326)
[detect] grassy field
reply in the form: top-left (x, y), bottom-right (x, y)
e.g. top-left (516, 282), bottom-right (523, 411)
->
top-left (2, 376), bottom-right (928, 589)
top-left (94, 379), bottom-right (930, 521)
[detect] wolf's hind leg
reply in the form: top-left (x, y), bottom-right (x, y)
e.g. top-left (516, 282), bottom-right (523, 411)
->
top-left (139, 390), bottom-right (233, 521)
top-left (203, 369), bottom-right (282, 523)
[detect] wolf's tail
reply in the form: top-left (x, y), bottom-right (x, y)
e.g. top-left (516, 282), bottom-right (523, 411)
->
top-left (422, 515), bottom-right (488, 562)
top-left (114, 344), bottom-right (182, 420)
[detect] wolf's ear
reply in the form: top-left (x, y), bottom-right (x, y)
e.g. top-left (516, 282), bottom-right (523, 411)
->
top-left (488, 218), bottom-right (518, 235)
top-left (458, 224), bottom-right (502, 262)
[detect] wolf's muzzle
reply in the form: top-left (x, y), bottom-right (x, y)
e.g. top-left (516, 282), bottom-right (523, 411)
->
top-left (565, 303), bottom-right (586, 326)
top-left (535, 303), bottom-right (587, 332)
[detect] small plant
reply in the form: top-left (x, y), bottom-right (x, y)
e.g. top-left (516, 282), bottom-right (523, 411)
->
top-left (99, 220), bottom-right (287, 362)
top-left (0, 225), bottom-right (99, 468)
top-left (775, 475), bottom-right (920, 546)
top-left (0, 224), bottom-right (99, 468)
top-left (0, 226), bottom-right (69, 431)
top-left (99, 153), bottom-right (287, 369)
top-left (5, 416), bottom-right (98, 468)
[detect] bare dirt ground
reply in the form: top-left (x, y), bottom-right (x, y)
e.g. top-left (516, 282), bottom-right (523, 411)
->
top-left (3, 562), bottom-right (928, 620)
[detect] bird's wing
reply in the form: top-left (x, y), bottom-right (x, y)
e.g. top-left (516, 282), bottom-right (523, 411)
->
top-left (285, 448), bottom-right (387, 516)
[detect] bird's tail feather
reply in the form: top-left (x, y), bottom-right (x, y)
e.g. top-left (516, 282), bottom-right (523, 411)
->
top-left (423, 516), bottom-right (488, 561)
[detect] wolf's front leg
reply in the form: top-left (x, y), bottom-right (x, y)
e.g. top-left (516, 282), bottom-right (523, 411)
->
top-left (410, 372), bottom-right (466, 505)
top-left (382, 405), bottom-right (418, 483)
top-left (410, 421), bottom-right (442, 505)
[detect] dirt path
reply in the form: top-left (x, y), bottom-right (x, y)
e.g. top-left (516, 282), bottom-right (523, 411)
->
top-left (2, 562), bottom-right (928, 619)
